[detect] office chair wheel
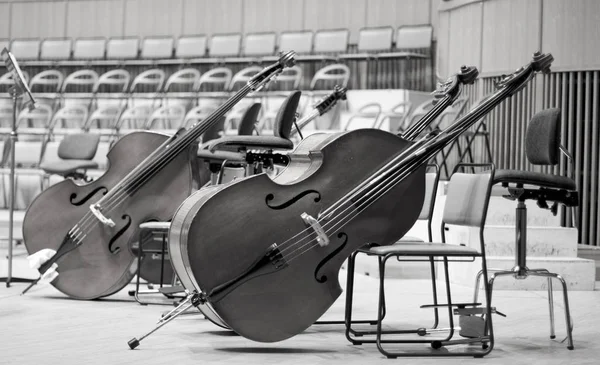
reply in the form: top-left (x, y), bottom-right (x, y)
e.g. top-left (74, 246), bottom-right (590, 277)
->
top-left (431, 340), bottom-right (443, 349)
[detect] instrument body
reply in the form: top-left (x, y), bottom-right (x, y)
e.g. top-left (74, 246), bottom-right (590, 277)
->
top-left (23, 131), bottom-right (198, 299)
top-left (169, 129), bottom-right (425, 341)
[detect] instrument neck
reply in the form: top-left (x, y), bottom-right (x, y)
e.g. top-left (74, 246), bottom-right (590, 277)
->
top-left (400, 94), bottom-right (453, 141)
top-left (289, 109), bottom-right (320, 137)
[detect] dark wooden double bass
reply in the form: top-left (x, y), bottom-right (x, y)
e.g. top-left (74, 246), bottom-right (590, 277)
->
top-left (22, 52), bottom-right (296, 300)
top-left (166, 63), bottom-right (489, 338)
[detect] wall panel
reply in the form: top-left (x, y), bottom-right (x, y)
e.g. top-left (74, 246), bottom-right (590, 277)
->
top-left (243, 0), bottom-right (304, 34)
top-left (542, 0), bottom-right (600, 71)
top-left (0, 3), bottom-right (10, 39)
top-left (66, 0), bottom-right (124, 38)
top-left (436, 11), bottom-right (450, 77)
top-left (366, 0), bottom-right (431, 29)
top-left (11, 1), bottom-right (67, 38)
top-left (124, 0), bottom-right (183, 37)
top-left (303, 0), bottom-right (366, 44)
top-left (445, 2), bottom-right (482, 77)
top-left (182, 0), bottom-right (243, 36)
top-left (481, 0), bottom-right (541, 75)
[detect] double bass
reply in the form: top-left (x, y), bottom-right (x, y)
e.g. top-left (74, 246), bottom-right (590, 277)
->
top-left (22, 52), bottom-right (296, 300)
top-left (165, 64), bottom-right (480, 335)
top-left (165, 52), bottom-right (552, 343)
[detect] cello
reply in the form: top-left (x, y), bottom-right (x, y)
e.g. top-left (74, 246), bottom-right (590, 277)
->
top-left (21, 52), bottom-right (296, 300)
top-left (162, 52), bottom-right (552, 343)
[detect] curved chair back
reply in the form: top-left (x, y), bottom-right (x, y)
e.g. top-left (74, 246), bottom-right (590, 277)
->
top-left (198, 67), bottom-right (233, 92)
top-left (129, 69), bottom-right (166, 93)
top-left (61, 70), bottom-right (99, 93)
top-left (17, 104), bottom-right (53, 129)
top-left (183, 105), bottom-right (215, 129)
top-left (146, 104), bottom-right (186, 130)
top-left (0, 70), bottom-right (29, 92)
top-left (525, 108), bottom-right (561, 166)
top-left (94, 69), bottom-right (131, 93)
top-left (273, 90), bottom-right (301, 139)
top-left (49, 105), bottom-right (89, 132)
top-left (237, 103), bottom-right (261, 135)
top-left (164, 68), bottom-right (201, 92)
top-left (267, 65), bottom-right (302, 91)
top-left (29, 70), bottom-right (64, 92)
top-left (310, 64), bottom-right (350, 90)
top-left (229, 66), bottom-right (262, 91)
top-left (116, 105), bottom-right (153, 132)
top-left (86, 106), bottom-right (123, 130)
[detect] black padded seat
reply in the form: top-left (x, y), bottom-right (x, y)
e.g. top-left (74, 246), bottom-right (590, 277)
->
top-left (40, 159), bottom-right (98, 175)
top-left (367, 243), bottom-right (480, 257)
top-left (494, 169), bottom-right (576, 191)
top-left (196, 149), bottom-right (245, 163)
top-left (205, 91), bottom-right (301, 153)
top-left (206, 135), bottom-right (293, 152)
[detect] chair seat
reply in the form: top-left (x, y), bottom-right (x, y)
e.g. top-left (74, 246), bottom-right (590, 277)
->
top-left (139, 221), bottom-right (171, 231)
top-left (367, 243), bottom-right (480, 257)
top-left (206, 135), bottom-right (293, 152)
top-left (40, 160), bottom-right (98, 176)
top-left (197, 149), bottom-right (245, 163)
top-left (494, 169), bottom-right (576, 190)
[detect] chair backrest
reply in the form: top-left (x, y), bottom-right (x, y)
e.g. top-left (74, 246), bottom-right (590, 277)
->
top-left (237, 103), bottom-right (261, 135)
top-left (61, 70), bottom-right (99, 92)
top-left (141, 36), bottom-right (174, 59)
top-left (87, 105), bottom-right (123, 130)
top-left (244, 32), bottom-right (276, 56)
top-left (106, 37), bottom-right (139, 59)
top-left (357, 26), bottom-right (393, 52)
top-left (197, 67), bottom-right (232, 91)
top-left (117, 105), bottom-right (153, 131)
top-left (526, 108), bottom-right (561, 166)
top-left (396, 25), bottom-right (433, 51)
top-left (202, 116), bottom-right (225, 142)
top-left (40, 38), bottom-right (72, 60)
top-left (419, 165), bottom-right (440, 220)
top-left (146, 104), bottom-right (186, 130)
top-left (310, 63), bottom-right (350, 90)
top-left (209, 33), bottom-right (241, 57)
top-left (57, 133), bottom-right (100, 160)
top-left (50, 105), bottom-right (89, 131)
top-left (17, 104), bottom-right (53, 129)
top-left (94, 69), bottom-right (131, 93)
top-left (73, 38), bottom-right (106, 60)
top-left (0, 70), bottom-right (29, 91)
top-left (10, 39), bottom-right (40, 60)
top-left (442, 168), bottom-right (494, 228)
top-left (273, 90), bottom-right (301, 139)
top-left (29, 70), bottom-right (64, 93)
top-left (164, 68), bottom-right (201, 92)
top-left (129, 69), bottom-right (166, 93)
top-left (176, 35), bottom-right (207, 58)
top-left (279, 31), bottom-right (313, 54)
top-left (184, 105), bottom-right (216, 129)
top-left (314, 29), bottom-right (349, 54)
top-left (267, 65), bottom-right (302, 91)
top-left (229, 66), bottom-right (262, 91)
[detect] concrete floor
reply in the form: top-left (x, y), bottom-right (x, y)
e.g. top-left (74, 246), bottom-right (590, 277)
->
top-left (1, 251), bottom-right (599, 365)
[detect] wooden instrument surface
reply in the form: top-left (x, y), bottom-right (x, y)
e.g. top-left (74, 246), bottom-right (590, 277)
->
top-left (23, 131), bottom-right (197, 299)
top-left (169, 128), bottom-right (425, 342)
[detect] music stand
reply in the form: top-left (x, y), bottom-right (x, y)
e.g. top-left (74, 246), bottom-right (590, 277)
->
top-left (0, 48), bottom-right (36, 287)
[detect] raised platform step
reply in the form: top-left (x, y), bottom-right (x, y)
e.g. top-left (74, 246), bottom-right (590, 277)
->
top-left (445, 225), bottom-right (578, 258)
top-left (447, 256), bottom-right (595, 291)
top-left (0, 210), bottom-right (25, 242)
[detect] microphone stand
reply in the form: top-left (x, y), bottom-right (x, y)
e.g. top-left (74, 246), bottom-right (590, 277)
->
top-left (0, 48), bottom-right (35, 288)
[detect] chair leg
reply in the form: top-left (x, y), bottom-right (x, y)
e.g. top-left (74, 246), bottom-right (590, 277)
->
top-left (429, 257), bottom-right (440, 329)
top-left (547, 276), bottom-right (556, 339)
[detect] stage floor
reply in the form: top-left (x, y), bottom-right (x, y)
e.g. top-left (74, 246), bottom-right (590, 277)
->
top-left (1, 263), bottom-right (599, 365)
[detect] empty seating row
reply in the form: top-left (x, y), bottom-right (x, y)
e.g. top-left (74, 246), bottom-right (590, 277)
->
top-left (2, 25), bottom-right (432, 65)
top-left (0, 63), bottom-right (350, 94)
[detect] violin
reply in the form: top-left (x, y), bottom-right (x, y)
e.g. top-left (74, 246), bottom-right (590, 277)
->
top-left (21, 52), bottom-right (296, 299)
top-left (166, 64), bottom-right (480, 333)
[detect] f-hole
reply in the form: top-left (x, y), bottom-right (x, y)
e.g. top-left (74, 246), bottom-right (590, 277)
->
top-left (108, 215), bottom-right (132, 254)
top-left (70, 187), bottom-right (108, 206)
top-left (265, 190), bottom-right (321, 210)
top-left (314, 232), bottom-right (348, 283)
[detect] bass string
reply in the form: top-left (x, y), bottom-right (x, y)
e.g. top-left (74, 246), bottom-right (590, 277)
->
top-left (401, 94), bottom-right (453, 140)
top-left (276, 96), bottom-right (454, 256)
top-left (71, 86), bottom-right (254, 243)
top-left (277, 79), bottom-right (523, 264)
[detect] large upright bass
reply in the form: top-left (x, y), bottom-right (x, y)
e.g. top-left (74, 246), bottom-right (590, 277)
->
top-left (167, 52), bottom-right (552, 343)
top-left (22, 52), bottom-right (296, 300)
